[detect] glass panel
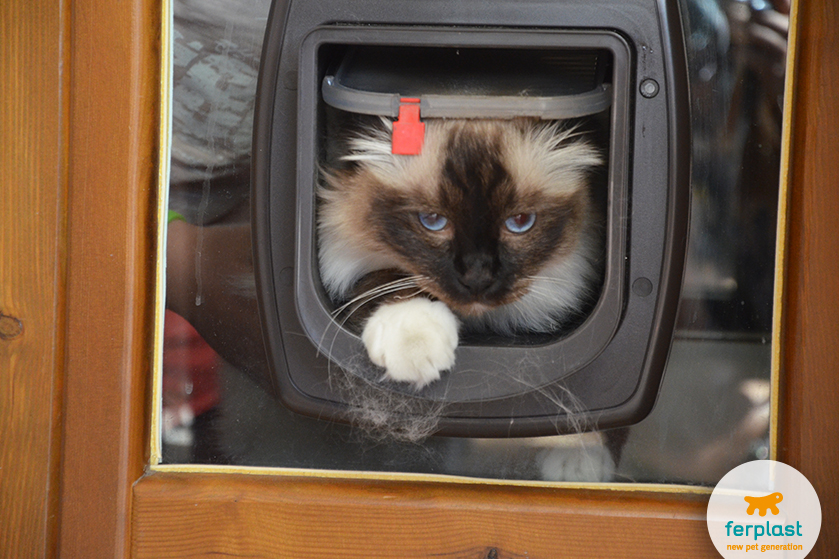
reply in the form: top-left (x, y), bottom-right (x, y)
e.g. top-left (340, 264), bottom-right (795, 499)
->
top-left (161, 0), bottom-right (789, 484)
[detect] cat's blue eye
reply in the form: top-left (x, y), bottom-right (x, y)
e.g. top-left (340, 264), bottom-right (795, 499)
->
top-left (418, 212), bottom-right (448, 231)
top-left (505, 213), bottom-right (536, 233)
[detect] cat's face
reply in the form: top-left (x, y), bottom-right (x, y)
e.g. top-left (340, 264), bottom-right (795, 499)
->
top-left (319, 118), bottom-right (602, 318)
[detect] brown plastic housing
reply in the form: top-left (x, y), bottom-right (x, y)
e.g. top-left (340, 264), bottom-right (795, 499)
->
top-left (253, 0), bottom-right (691, 437)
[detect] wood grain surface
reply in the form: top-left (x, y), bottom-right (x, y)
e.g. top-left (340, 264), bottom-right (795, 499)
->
top-left (0, 1), bottom-right (66, 557)
top-left (56, 0), bottom-right (161, 556)
top-left (779, 0), bottom-right (839, 556)
top-left (132, 472), bottom-right (716, 559)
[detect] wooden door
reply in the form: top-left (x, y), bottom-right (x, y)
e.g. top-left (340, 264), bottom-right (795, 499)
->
top-left (2, 0), bottom-right (837, 556)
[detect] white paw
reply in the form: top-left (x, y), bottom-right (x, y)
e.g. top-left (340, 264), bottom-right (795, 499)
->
top-left (537, 435), bottom-right (615, 482)
top-left (361, 298), bottom-right (459, 389)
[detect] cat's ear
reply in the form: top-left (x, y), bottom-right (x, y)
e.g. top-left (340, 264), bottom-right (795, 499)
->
top-left (538, 123), bottom-right (603, 187)
top-left (377, 115), bottom-right (393, 131)
top-left (340, 117), bottom-right (396, 165)
top-left (318, 166), bottom-right (342, 191)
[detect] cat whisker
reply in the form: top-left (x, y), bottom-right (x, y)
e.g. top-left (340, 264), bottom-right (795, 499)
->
top-left (319, 288), bottom-right (412, 361)
top-left (318, 277), bottom-right (430, 361)
top-left (526, 275), bottom-right (578, 287)
top-left (330, 276), bottom-right (422, 317)
top-left (521, 286), bottom-right (560, 301)
top-left (532, 276), bottom-right (597, 300)
top-left (526, 275), bottom-right (596, 297)
top-left (337, 284), bottom-right (422, 326)
top-left (321, 282), bottom-right (428, 377)
top-left (392, 289), bottom-right (427, 301)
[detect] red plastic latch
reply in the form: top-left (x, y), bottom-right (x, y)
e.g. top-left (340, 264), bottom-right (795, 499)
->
top-left (392, 98), bottom-right (425, 155)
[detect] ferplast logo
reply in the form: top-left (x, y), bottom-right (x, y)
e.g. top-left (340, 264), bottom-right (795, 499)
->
top-left (724, 492), bottom-right (803, 546)
top-left (707, 461), bottom-right (821, 558)
top-left (745, 492), bottom-right (783, 516)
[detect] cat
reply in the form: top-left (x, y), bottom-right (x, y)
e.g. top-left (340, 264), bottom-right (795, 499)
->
top-left (318, 117), bottom-right (604, 389)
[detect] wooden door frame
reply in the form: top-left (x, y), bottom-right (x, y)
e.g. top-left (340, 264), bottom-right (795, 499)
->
top-left (1, 0), bottom-right (67, 556)
top-left (3, 0), bottom-right (837, 556)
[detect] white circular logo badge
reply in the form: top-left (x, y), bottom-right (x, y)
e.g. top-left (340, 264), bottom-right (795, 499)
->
top-left (707, 460), bottom-right (821, 558)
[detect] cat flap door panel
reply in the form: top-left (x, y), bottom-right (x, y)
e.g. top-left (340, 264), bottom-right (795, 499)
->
top-left (253, 0), bottom-right (690, 437)
top-left (321, 47), bottom-right (613, 120)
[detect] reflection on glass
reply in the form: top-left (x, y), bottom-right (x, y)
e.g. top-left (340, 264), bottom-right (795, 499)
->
top-left (162, 0), bottom-right (789, 484)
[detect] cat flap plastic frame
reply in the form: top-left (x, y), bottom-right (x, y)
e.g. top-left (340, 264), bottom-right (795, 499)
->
top-left (321, 47), bottom-right (614, 120)
top-left (253, 0), bottom-right (690, 437)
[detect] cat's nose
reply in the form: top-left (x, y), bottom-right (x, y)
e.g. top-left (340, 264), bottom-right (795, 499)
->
top-left (458, 270), bottom-right (494, 295)
top-left (457, 255), bottom-right (495, 294)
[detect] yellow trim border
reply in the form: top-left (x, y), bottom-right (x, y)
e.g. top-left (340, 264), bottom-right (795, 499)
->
top-left (150, 0), bottom-right (173, 467)
top-left (148, 0), bottom-right (800, 489)
top-left (769, 0), bottom-right (800, 462)
top-left (150, 462), bottom-right (713, 495)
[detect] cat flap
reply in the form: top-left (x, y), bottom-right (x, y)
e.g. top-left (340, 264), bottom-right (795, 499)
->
top-left (322, 46), bottom-right (613, 120)
top-left (253, 0), bottom-right (691, 438)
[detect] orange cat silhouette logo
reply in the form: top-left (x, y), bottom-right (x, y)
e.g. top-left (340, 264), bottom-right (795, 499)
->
top-left (744, 492), bottom-right (784, 516)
